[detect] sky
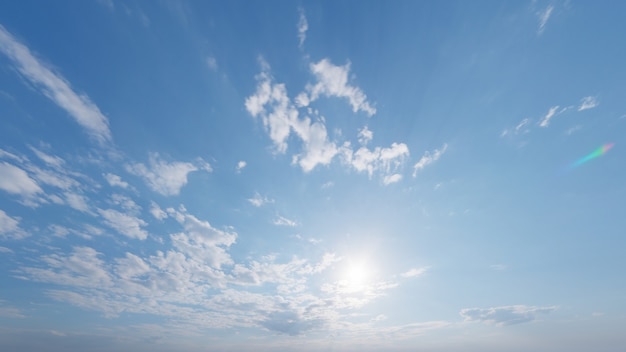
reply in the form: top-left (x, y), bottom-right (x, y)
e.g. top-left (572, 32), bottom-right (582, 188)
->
top-left (0, 1), bottom-right (625, 351)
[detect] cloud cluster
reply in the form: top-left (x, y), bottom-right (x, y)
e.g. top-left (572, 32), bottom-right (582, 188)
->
top-left (246, 59), bottom-right (410, 182)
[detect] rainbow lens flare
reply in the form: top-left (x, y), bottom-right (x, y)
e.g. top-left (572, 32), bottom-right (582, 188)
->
top-left (571, 143), bottom-right (614, 168)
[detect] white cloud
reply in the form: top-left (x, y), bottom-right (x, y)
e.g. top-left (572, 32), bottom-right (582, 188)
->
top-left (64, 192), bottom-right (90, 213)
top-left (149, 201), bottom-right (167, 220)
top-left (0, 210), bottom-right (27, 240)
top-left (248, 192), bottom-right (274, 207)
top-left (460, 305), bottom-right (557, 326)
top-left (501, 118), bottom-right (531, 137)
top-left (303, 59), bottom-right (376, 116)
top-left (412, 143), bottom-right (447, 176)
top-left (235, 160), bottom-right (247, 173)
top-left (565, 125), bottom-right (582, 135)
top-left (578, 96), bottom-right (598, 111)
top-left (98, 208), bottom-right (148, 240)
top-left (357, 125), bottom-right (373, 145)
top-left (127, 153), bottom-right (209, 196)
top-left (0, 25), bottom-right (111, 144)
top-left (29, 147), bottom-right (65, 168)
top-left (347, 142), bottom-right (410, 180)
top-left (537, 5), bottom-right (554, 35)
top-left (206, 56), bottom-right (218, 71)
top-left (0, 162), bottom-right (43, 199)
top-left (297, 8), bottom-right (308, 48)
top-left (104, 173), bottom-right (129, 188)
top-left (400, 267), bottom-right (428, 278)
top-left (538, 106), bottom-right (560, 127)
top-left (273, 215), bottom-right (298, 227)
top-left (383, 173), bottom-right (402, 185)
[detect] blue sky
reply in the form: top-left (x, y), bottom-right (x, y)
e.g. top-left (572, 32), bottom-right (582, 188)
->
top-left (0, 1), bottom-right (625, 351)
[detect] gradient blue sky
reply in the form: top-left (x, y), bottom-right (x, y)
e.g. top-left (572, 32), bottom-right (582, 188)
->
top-left (0, 1), bottom-right (625, 351)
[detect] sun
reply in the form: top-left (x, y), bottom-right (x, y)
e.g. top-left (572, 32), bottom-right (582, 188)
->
top-left (346, 262), bottom-right (369, 285)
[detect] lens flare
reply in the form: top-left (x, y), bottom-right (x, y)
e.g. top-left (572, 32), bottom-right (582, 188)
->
top-left (571, 143), bottom-right (614, 168)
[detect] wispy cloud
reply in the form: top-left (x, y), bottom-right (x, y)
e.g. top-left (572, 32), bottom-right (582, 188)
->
top-left (98, 208), bottom-right (148, 240)
top-left (578, 96), bottom-right (598, 111)
top-left (248, 192), bottom-right (274, 207)
top-left (0, 210), bottom-right (27, 240)
top-left (0, 25), bottom-right (112, 144)
top-left (126, 153), bottom-right (210, 196)
top-left (0, 162), bottom-right (43, 199)
top-left (461, 305), bottom-right (557, 326)
top-left (273, 215), bottom-right (298, 227)
top-left (383, 173), bottom-right (402, 185)
top-left (538, 105), bottom-right (560, 127)
top-left (297, 8), bottom-right (308, 48)
top-left (103, 173), bottom-right (129, 189)
top-left (206, 56), bottom-right (218, 71)
top-left (400, 267), bottom-right (428, 278)
top-left (412, 144), bottom-right (447, 176)
top-left (537, 5), bottom-right (554, 35)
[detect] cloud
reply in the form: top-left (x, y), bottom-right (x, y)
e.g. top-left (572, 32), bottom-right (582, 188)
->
top-left (460, 305), bottom-right (557, 326)
top-left (248, 192), bottom-right (274, 207)
top-left (412, 143), bottom-right (447, 176)
top-left (127, 153), bottom-right (210, 196)
top-left (538, 106), bottom-right (560, 127)
top-left (400, 267), bottom-right (428, 278)
top-left (273, 215), bottom-right (298, 227)
top-left (0, 210), bottom-right (27, 240)
top-left (578, 96), bottom-right (598, 111)
top-left (300, 59), bottom-right (376, 116)
top-left (346, 142), bottom-right (410, 180)
top-left (206, 56), bottom-right (218, 71)
top-left (357, 125), bottom-right (373, 145)
top-left (149, 201), bottom-right (167, 220)
top-left (537, 5), bottom-right (554, 35)
top-left (98, 208), bottom-right (148, 240)
top-left (297, 8), bottom-right (308, 48)
top-left (235, 160), bottom-right (247, 173)
top-left (103, 173), bottom-right (129, 188)
top-left (501, 118), bottom-right (531, 137)
top-left (0, 162), bottom-right (43, 198)
top-left (383, 173), bottom-right (402, 185)
top-left (64, 192), bottom-right (91, 213)
top-left (0, 25), bottom-right (111, 144)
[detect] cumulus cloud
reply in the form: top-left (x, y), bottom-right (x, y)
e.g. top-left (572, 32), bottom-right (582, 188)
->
top-left (301, 59), bottom-right (376, 116)
top-left (98, 208), bottom-right (148, 240)
top-left (0, 25), bottom-right (111, 144)
top-left (538, 106), bottom-right (560, 127)
top-left (578, 96), bottom-right (598, 111)
top-left (127, 153), bottom-right (210, 196)
top-left (537, 5), bottom-right (554, 35)
top-left (346, 142), bottom-right (410, 179)
top-left (103, 173), bottom-right (129, 188)
top-left (235, 160), bottom-right (247, 173)
top-left (460, 305), bottom-right (557, 326)
top-left (383, 173), bottom-right (402, 185)
top-left (357, 125), bottom-right (373, 145)
top-left (149, 201), bottom-right (167, 220)
top-left (412, 143), bottom-right (447, 176)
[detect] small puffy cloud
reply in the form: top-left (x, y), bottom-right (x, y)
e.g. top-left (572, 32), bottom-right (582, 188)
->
top-left (0, 25), bottom-right (111, 144)
top-left (0, 162), bottom-right (43, 197)
top-left (357, 125), bottom-right (373, 145)
top-left (383, 173), bottom-right (402, 185)
top-left (537, 5), bottom-right (554, 35)
top-left (248, 192), bottom-right (274, 207)
top-left (149, 201), bottom-right (167, 220)
top-left (103, 173), bottom-right (129, 189)
top-left (412, 143), bottom-right (447, 176)
top-left (297, 8), bottom-right (308, 48)
top-left (303, 59), bottom-right (376, 116)
top-left (273, 215), bottom-right (298, 227)
top-left (235, 160), bottom-right (247, 173)
top-left (400, 267), bottom-right (428, 278)
top-left (64, 192), bottom-right (91, 213)
top-left (460, 305), bottom-right (557, 326)
top-left (206, 56), bottom-right (218, 71)
top-left (578, 96), bottom-right (598, 111)
top-left (98, 208), bottom-right (148, 240)
top-left (347, 142), bottom-right (410, 179)
top-left (127, 153), bottom-right (210, 196)
top-left (538, 106), bottom-right (560, 127)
